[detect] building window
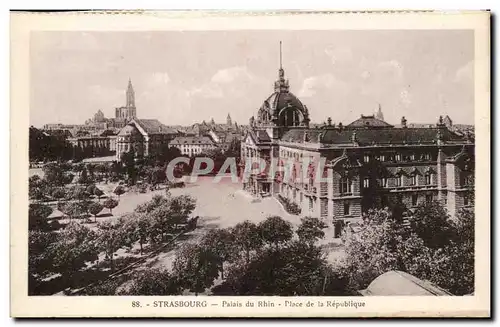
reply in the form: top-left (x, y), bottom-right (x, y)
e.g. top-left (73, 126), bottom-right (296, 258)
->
top-left (425, 174), bottom-right (432, 185)
top-left (464, 195), bottom-right (469, 206)
top-left (395, 175), bottom-right (402, 187)
top-left (363, 178), bottom-right (370, 188)
top-left (395, 154), bottom-right (402, 161)
top-left (340, 177), bottom-right (351, 194)
top-left (381, 178), bottom-right (388, 188)
top-left (344, 202), bottom-right (350, 216)
top-left (364, 155), bottom-right (370, 163)
top-left (309, 198), bottom-right (314, 210)
top-left (380, 155), bottom-right (386, 162)
top-left (424, 153), bottom-right (431, 160)
top-left (412, 194), bottom-right (418, 206)
top-left (409, 154), bottom-right (415, 161)
top-left (426, 194), bottom-right (433, 203)
top-left (409, 175), bottom-right (416, 186)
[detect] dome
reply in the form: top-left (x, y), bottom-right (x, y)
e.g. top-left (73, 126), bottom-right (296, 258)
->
top-left (266, 91), bottom-right (305, 114)
top-left (257, 91), bottom-right (309, 127)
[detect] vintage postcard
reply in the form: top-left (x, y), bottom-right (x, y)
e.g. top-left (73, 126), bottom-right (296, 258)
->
top-left (10, 10), bottom-right (490, 318)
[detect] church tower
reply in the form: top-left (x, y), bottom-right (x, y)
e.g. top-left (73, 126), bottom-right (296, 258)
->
top-left (375, 103), bottom-right (384, 121)
top-left (126, 78), bottom-right (135, 108)
top-left (125, 78), bottom-right (137, 119)
top-left (226, 113), bottom-right (232, 126)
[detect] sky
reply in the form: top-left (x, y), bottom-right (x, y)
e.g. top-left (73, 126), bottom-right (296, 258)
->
top-left (30, 30), bottom-right (474, 128)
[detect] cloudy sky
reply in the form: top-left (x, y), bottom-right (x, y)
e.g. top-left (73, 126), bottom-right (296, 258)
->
top-left (30, 30), bottom-right (474, 128)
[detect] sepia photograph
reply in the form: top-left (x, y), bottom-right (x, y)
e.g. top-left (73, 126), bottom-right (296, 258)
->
top-left (10, 11), bottom-right (490, 317)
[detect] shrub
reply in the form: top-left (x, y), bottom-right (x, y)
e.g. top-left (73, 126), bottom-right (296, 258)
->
top-left (278, 195), bottom-right (301, 215)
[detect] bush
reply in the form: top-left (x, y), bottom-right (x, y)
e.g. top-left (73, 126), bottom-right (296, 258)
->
top-left (278, 195), bottom-right (301, 215)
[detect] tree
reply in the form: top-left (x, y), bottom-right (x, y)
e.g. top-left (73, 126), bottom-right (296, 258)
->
top-left (409, 200), bottom-right (455, 248)
top-left (341, 208), bottom-right (410, 291)
top-left (28, 203), bottom-right (53, 231)
top-left (150, 167), bottom-right (167, 188)
top-left (425, 208), bottom-right (475, 295)
top-left (88, 202), bottom-right (104, 222)
top-left (103, 197), bottom-right (119, 215)
top-left (119, 213), bottom-right (151, 255)
top-left (230, 221), bottom-right (263, 264)
top-left (78, 168), bottom-right (91, 185)
top-left (64, 201), bottom-right (87, 220)
top-left (28, 230), bottom-right (58, 293)
top-left (29, 175), bottom-right (48, 202)
top-left (43, 162), bottom-right (72, 187)
top-left (135, 194), bottom-right (169, 214)
top-left (217, 240), bottom-right (348, 296)
top-left (121, 149), bottom-right (137, 183)
top-left (258, 216), bottom-right (293, 250)
top-left (96, 220), bottom-right (127, 272)
top-left (200, 229), bottom-right (236, 279)
top-left (93, 187), bottom-right (104, 202)
top-left (122, 268), bottom-right (181, 295)
top-left (113, 185), bottom-right (126, 199)
top-left (68, 185), bottom-right (90, 201)
top-left (173, 243), bottom-right (220, 295)
top-left (49, 222), bottom-right (99, 285)
top-left (296, 217), bottom-right (328, 245)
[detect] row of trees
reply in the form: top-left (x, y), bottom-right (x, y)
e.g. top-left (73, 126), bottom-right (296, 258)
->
top-left (85, 215), bottom-right (347, 296)
top-left (29, 192), bottom-right (197, 295)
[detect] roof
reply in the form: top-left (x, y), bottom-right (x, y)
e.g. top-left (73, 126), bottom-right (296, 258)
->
top-left (170, 136), bottom-right (215, 145)
top-left (280, 126), bottom-right (466, 146)
top-left (118, 124), bottom-right (141, 137)
top-left (359, 271), bottom-right (453, 296)
top-left (264, 91), bottom-right (305, 113)
top-left (347, 115), bottom-right (394, 128)
top-left (247, 129), bottom-right (271, 143)
top-left (134, 119), bottom-right (178, 135)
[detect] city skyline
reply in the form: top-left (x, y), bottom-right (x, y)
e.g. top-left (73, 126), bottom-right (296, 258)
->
top-left (30, 30), bottom-right (474, 128)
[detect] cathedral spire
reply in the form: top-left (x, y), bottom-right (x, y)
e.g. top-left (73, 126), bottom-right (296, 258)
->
top-left (375, 103), bottom-right (384, 121)
top-left (126, 78), bottom-right (135, 109)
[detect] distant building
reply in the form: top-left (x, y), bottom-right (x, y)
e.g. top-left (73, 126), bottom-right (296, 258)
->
top-left (67, 135), bottom-right (114, 158)
top-left (43, 123), bottom-right (83, 131)
top-left (359, 271), bottom-right (452, 296)
top-left (116, 118), bottom-right (178, 161)
top-left (114, 78), bottom-right (137, 124)
top-left (170, 136), bottom-right (216, 157)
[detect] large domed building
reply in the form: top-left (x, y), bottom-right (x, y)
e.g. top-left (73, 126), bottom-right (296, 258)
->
top-left (240, 43), bottom-right (474, 235)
